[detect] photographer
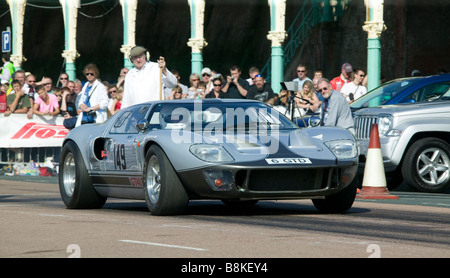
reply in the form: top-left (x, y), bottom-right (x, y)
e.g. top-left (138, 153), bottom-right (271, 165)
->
top-left (222, 65), bottom-right (249, 99)
top-left (76, 63), bottom-right (109, 127)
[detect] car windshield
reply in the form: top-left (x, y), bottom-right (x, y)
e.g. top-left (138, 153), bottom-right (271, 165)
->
top-left (148, 101), bottom-right (298, 132)
top-left (350, 78), bottom-right (423, 109)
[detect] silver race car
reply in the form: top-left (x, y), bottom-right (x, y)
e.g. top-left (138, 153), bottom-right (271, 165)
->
top-left (59, 99), bottom-right (358, 215)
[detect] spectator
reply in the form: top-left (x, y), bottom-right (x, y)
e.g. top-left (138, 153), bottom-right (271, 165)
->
top-left (341, 69), bottom-right (367, 103)
top-left (187, 73), bottom-right (201, 99)
top-left (5, 79), bottom-right (32, 119)
top-left (117, 67), bottom-right (128, 88)
top-left (0, 83), bottom-right (7, 113)
top-left (0, 53), bottom-right (15, 84)
top-left (107, 85), bottom-right (118, 113)
top-left (317, 78), bottom-right (354, 134)
top-left (246, 66), bottom-right (260, 86)
top-left (58, 72), bottom-right (69, 88)
top-left (67, 80), bottom-right (75, 94)
top-left (330, 63), bottom-right (353, 92)
top-left (205, 76), bottom-right (226, 99)
top-left (109, 86), bottom-right (123, 115)
top-left (77, 63), bottom-right (109, 126)
top-left (312, 76), bottom-right (324, 103)
top-left (201, 67), bottom-right (212, 93)
top-left (33, 85), bottom-right (60, 116)
top-left (122, 46), bottom-right (177, 108)
top-left (60, 86), bottom-right (78, 117)
top-left (246, 74), bottom-right (277, 105)
top-left (169, 86), bottom-right (184, 100)
top-left (295, 80), bottom-right (321, 113)
top-left (292, 64), bottom-right (312, 90)
top-left (313, 69), bottom-right (323, 79)
top-left (222, 65), bottom-right (250, 99)
top-left (193, 81), bottom-right (207, 99)
top-left (163, 69), bottom-right (188, 99)
top-left (36, 76), bottom-right (54, 94)
top-left (73, 78), bottom-right (83, 110)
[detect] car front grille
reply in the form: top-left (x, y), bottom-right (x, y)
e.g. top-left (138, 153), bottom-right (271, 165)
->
top-left (245, 168), bottom-right (330, 191)
top-left (354, 116), bottom-right (379, 140)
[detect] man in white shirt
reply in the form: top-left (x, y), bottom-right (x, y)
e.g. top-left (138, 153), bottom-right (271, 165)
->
top-left (340, 69), bottom-right (367, 103)
top-left (122, 46), bottom-right (178, 108)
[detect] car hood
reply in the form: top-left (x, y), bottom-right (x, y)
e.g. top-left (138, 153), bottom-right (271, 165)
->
top-left (355, 100), bottom-right (450, 117)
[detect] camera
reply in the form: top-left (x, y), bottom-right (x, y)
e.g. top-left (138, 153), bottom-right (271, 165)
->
top-left (87, 110), bottom-right (97, 118)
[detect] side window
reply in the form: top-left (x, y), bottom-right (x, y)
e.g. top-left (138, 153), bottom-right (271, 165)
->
top-left (403, 82), bottom-right (450, 103)
top-left (110, 105), bottom-right (150, 134)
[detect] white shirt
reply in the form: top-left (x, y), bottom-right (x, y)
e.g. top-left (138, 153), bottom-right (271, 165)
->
top-left (78, 79), bottom-right (109, 123)
top-left (122, 61), bottom-right (178, 108)
top-left (340, 82), bottom-right (367, 101)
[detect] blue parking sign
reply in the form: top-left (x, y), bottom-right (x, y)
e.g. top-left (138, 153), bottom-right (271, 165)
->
top-left (2, 31), bottom-right (11, 53)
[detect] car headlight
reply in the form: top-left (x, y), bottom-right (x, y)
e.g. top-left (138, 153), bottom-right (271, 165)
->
top-left (378, 115), bottom-right (393, 136)
top-left (189, 144), bottom-right (234, 163)
top-left (324, 140), bottom-right (358, 159)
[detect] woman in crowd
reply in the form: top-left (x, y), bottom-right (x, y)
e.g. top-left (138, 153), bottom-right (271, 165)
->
top-left (33, 85), bottom-right (61, 116)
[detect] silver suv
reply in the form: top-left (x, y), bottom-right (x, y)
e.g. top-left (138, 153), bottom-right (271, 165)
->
top-left (354, 101), bottom-right (450, 193)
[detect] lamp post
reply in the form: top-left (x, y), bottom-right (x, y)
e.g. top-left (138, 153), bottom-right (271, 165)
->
top-left (363, 0), bottom-right (387, 91)
top-left (60, 0), bottom-right (80, 81)
top-left (6, 0), bottom-right (26, 70)
top-left (187, 0), bottom-right (208, 75)
top-left (119, 0), bottom-right (138, 69)
top-left (267, 0), bottom-right (287, 94)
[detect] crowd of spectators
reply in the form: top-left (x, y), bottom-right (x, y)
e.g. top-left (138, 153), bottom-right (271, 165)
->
top-left (0, 49), bottom-right (371, 132)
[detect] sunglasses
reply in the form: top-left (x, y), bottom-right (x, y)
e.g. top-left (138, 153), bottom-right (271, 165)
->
top-left (202, 73), bottom-right (210, 77)
top-left (213, 83), bottom-right (222, 87)
top-left (60, 77), bottom-right (68, 80)
top-left (253, 74), bottom-right (262, 78)
top-left (297, 70), bottom-right (306, 73)
top-left (85, 72), bottom-right (95, 76)
top-left (317, 87), bottom-right (328, 93)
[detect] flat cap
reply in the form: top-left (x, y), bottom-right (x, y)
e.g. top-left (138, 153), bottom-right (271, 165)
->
top-left (129, 46), bottom-right (147, 59)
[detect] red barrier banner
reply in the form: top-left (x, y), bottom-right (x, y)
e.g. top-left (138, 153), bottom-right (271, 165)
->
top-left (1, 114), bottom-right (68, 148)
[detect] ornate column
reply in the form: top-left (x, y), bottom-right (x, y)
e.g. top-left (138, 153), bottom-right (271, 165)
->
top-left (363, 0), bottom-right (387, 91)
top-left (119, 0), bottom-right (137, 69)
top-left (6, 0), bottom-right (26, 69)
top-left (60, 0), bottom-right (80, 81)
top-left (187, 0), bottom-right (208, 75)
top-left (267, 0), bottom-right (287, 94)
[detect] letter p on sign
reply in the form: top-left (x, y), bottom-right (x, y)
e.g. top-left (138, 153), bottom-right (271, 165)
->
top-left (2, 31), bottom-right (11, 53)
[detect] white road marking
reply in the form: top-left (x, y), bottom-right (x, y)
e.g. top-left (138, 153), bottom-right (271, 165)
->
top-left (118, 239), bottom-right (208, 251)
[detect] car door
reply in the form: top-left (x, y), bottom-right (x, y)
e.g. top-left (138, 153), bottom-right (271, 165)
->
top-left (107, 104), bottom-right (150, 174)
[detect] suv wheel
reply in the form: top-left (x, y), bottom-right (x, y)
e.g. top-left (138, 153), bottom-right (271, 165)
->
top-left (402, 138), bottom-right (450, 193)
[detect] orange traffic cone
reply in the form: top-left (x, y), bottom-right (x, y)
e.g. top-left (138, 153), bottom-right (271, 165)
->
top-left (357, 123), bottom-right (399, 199)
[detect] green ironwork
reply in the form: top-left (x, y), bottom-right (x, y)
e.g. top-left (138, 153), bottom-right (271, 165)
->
top-left (262, 0), bottom-right (352, 83)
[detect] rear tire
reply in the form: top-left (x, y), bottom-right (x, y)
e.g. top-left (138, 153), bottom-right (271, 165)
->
top-left (143, 145), bottom-right (189, 215)
top-left (312, 178), bottom-right (357, 213)
top-left (402, 138), bottom-right (450, 193)
top-left (59, 141), bottom-right (106, 209)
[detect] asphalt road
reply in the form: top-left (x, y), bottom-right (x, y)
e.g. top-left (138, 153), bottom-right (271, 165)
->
top-left (1, 176), bottom-right (449, 261)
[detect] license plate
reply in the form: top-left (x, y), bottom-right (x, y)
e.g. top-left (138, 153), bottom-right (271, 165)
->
top-left (265, 158), bottom-right (312, 164)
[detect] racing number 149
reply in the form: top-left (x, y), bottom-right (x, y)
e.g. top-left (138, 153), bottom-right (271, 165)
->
top-left (115, 144), bottom-right (127, 170)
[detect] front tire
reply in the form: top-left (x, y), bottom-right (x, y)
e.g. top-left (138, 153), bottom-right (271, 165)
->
top-left (59, 141), bottom-right (106, 209)
top-left (312, 178), bottom-right (357, 213)
top-left (143, 145), bottom-right (189, 215)
top-left (402, 138), bottom-right (450, 193)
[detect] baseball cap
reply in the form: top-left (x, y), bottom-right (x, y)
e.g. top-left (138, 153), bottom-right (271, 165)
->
top-left (201, 67), bottom-right (212, 76)
top-left (342, 63), bottom-right (353, 73)
top-left (129, 46), bottom-right (147, 59)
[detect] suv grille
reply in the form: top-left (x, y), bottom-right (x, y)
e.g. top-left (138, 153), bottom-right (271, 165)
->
top-left (354, 116), bottom-right (378, 139)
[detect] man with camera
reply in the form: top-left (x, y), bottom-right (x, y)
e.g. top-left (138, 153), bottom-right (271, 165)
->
top-left (222, 65), bottom-right (250, 99)
top-left (76, 63), bottom-right (109, 126)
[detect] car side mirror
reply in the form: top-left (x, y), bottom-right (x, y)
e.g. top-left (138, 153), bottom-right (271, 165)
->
top-left (136, 118), bottom-right (149, 132)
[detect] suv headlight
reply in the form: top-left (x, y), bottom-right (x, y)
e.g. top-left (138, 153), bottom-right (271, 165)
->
top-left (190, 144), bottom-right (234, 163)
top-left (378, 114), bottom-right (401, 137)
top-left (324, 140), bottom-right (358, 159)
